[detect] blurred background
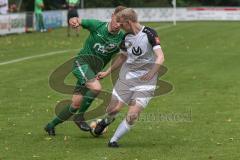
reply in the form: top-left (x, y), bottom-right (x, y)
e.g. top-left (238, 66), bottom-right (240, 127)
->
top-left (1, 0), bottom-right (240, 160)
top-left (4, 0), bottom-right (240, 13)
top-left (1, 0), bottom-right (240, 35)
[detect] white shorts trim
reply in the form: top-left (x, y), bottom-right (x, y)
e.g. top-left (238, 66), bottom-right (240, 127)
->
top-left (153, 45), bottom-right (161, 50)
top-left (112, 89), bottom-right (125, 103)
top-left (135, 97), bottom-right (152, 108)
top-left (129, 85), bottom-right (156, 92)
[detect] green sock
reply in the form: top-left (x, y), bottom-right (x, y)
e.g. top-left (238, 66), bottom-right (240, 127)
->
top-left (78, 90), bottom-right (97, 113)
top-left (49, 104), bottom-right (78, 127)
top-left (73, 90), bottom-right (97, 122)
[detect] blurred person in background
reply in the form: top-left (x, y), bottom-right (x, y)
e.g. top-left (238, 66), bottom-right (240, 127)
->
top-left (9, 3), bottom-right (17, 13)
top-left (65, 0), bottom-right (80, 37)
top-left (35, 0), bottom-right (46, 32)
top-left (0, 0), bottom-right (8, 14)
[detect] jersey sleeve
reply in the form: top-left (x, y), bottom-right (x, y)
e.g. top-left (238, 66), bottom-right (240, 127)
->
top-left (143, 27), bottom-right (161, 50)
top-left (81, 19), bottom-right (102, 32)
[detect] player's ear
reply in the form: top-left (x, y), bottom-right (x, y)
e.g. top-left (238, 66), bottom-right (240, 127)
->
top-left (111, 14), bottom-right (115, 21)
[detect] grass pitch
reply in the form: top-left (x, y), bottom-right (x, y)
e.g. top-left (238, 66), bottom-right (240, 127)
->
top-left (0, 22), bottom-right (240, 160)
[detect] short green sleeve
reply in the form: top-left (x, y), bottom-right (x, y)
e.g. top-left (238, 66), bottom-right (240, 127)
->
top-left (81, 19), bottom-right (103, 32)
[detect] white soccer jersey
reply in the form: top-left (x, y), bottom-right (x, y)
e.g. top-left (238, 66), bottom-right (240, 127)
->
top-left (119, 26), bottom-right (161, 79)
top-left (112, 26), bottom-right (161, 107)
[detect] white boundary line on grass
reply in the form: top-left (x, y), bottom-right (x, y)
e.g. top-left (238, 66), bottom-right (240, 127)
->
top-left (0, 24), bottom-right (174, 66)
top-left (155, 24), bottom-right (173, 31)
top-left (0, 49), bottom-right (79, 66)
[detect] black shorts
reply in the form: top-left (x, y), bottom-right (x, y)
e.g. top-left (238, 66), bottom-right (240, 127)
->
top-left (67, 9), bottom-right (79, 24)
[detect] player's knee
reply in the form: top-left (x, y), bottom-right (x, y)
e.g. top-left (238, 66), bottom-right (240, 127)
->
top-left (71, 95), bottom-right (82, 108)
top-left (71, 100), bottom-right (80, 108)
top-left (90, 85), bottom-right (102, 94)
top-left (86, 80), bottom-right (102, 94)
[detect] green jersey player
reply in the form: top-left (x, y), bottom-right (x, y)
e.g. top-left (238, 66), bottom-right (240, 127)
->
top-left (45, 6), bottom-right (126, 136)
top-left (34, 0), bottom-right (46, 32)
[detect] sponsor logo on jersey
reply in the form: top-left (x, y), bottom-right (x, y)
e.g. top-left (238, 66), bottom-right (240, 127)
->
top-left (132, 46), bottom-right (142, 56)
top-left (96, 33), bottom-right (104, 38)
top-left (105, 43), bottom-right (116, 50)
top-left (93, 43), bottom-right (117, 54)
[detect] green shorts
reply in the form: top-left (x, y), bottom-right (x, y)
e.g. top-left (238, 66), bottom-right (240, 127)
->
top-left (72, 62), bottom-right (96, 95)
top-left (72, 54), bottom-right (104, 94)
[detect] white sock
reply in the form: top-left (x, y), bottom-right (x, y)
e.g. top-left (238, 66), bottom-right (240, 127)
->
top-left (110, 119), bottom-right (131, 142)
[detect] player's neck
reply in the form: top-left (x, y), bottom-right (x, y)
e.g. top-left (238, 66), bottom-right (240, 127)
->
top-left (131, 23), bottom-right (143, 35)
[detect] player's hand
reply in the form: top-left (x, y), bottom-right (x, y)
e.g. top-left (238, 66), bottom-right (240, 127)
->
top-left (140, 71), bottom-right (155, 81)
top-left (96, 71), bottom-right (109, 80)
top-left (69, 17), bottom-right (80, 28)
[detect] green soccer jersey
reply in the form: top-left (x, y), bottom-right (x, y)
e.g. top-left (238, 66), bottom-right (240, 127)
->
top-left (34, 0), bottom-right (43, 14)
top-left (77, 19), bottom-right (125, 67)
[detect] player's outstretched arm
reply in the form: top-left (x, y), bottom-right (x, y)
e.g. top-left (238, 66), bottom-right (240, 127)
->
top-left (141, 48), bottom-right (164, 81)
top-left (69, 17), bottom-right (82, 28)
top-left (97, 54), bottom-right (127, 80)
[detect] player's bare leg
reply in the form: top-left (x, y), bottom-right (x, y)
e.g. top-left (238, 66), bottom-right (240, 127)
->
top-left (108, 101), bottom-right (143, 148)
top-left (93, 97), bottom-right (124, 136)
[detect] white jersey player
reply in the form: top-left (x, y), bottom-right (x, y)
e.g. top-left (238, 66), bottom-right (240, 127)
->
top-left (94, 8), bottom-right (165, 148)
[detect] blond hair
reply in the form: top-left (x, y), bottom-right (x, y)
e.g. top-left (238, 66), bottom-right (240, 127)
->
top-left (116, 8), bottom-right (138, 23)
top-left (113, 6), bottom-right (127, 15)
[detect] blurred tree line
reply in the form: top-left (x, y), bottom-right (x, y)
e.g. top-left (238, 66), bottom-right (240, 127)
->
top-left (13, 0), bottom-right (240, 12)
